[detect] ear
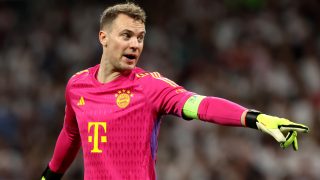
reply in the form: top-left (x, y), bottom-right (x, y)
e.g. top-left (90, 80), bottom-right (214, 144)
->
top-left (99, 30), bottom-right (108, 46)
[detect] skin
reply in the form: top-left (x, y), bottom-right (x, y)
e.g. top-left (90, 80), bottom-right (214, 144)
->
top-left (241, 110), bottom-right (248, 126)
top-left (97, 13), bottom-right (146, 83)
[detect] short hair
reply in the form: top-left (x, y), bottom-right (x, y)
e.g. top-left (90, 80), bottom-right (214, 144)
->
top-left (100, 2), bottom-right (146, 30)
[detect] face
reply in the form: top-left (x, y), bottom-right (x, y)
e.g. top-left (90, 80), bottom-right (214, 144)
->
top-left (99, 14), bottom-right (146, 72)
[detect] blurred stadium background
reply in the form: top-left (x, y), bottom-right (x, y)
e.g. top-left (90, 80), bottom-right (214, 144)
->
top-left (1, 0), bottom-right (320, 179)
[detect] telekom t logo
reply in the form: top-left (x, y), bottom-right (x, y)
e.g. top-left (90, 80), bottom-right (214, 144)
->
top-left (88, 122), bottom-right (107, 153)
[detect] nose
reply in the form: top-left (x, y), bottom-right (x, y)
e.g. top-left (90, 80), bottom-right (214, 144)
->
top-left (129, 38), bottom-right (140, 51)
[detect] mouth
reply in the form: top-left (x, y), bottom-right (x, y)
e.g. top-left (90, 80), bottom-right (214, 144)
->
top-left (123, 54), bottom-right (137, 61)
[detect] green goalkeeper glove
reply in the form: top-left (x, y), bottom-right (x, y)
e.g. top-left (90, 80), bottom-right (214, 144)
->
top-left (41, 166), bottom-right (63, 180)
top-left (245, 110), bottom-right (309, 151)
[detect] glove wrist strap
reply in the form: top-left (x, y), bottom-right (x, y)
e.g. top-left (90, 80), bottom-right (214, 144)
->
top-left (245, 110), bottom-right (261, 129)
top-left (41, 166), bottom-right (63, 180)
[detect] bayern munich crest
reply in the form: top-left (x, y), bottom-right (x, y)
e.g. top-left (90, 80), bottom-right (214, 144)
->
top-left (115, 89), bottom-right (133, 108)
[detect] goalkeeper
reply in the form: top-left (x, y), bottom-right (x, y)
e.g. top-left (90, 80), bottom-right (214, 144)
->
top-left (41, 2), bottom-right (309, 180)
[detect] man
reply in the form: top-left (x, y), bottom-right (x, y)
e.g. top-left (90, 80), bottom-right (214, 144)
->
top-left (41, 2), bottom-right (309, 180)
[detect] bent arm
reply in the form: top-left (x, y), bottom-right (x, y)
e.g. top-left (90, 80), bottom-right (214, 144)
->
top-left (44, 81), bottom-right (81, 177)
top-left (48, 126), bottom-right (81, 173)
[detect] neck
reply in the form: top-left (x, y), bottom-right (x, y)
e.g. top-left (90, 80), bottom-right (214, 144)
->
top-left (97, 58), bottom-right (131, 84)
top-left (97, 66), bottom-right (120, 83)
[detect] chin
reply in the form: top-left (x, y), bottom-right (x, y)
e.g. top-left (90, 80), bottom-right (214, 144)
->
top-left (124, 62), bottom-right (137, 69)
top-left (119, 65), bottom-right (136, 72)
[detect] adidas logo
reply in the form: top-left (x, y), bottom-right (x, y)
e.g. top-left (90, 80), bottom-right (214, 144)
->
top-left (77, 96), bottom-right (85, 106)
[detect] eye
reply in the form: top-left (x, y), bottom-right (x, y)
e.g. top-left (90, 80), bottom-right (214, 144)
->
top-left (137, 35), bottom-right (144, 43)
top-left (122, 33), bottom-right (131, 40)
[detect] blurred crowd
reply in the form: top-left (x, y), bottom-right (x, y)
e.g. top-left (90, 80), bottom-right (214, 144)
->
top-left (0, 0), bottom-right (320, 179)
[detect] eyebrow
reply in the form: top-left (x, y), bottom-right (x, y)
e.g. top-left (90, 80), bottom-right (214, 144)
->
top-left (120, 29), bottom-right (146, 35)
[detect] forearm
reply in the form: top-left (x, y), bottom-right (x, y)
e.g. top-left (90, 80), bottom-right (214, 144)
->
top-left (198, 97), bottom-right (247, 126)
top-left (49, 127), bottom-right (81, 173)
top-left (183, 95), bottom-right (247, 126)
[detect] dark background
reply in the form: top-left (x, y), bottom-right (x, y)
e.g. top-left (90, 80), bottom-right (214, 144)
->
top-left (0, 0), bottom-right (320, 179)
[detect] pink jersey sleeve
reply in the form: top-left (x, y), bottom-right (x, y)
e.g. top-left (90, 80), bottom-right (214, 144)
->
top-left (139, 72), bottom-right (194, 117)
top-left (198, 97), bottom-right (247, 126)
top-left (48, 79), bottom-right (81, 173)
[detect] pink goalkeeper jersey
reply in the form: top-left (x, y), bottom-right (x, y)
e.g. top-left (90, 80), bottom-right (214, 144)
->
top-left (49, 64), bottom-right (193, 180)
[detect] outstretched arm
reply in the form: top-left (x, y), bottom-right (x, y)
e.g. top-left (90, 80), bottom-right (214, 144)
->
top-left (182, 95), bottom-right (309, 150)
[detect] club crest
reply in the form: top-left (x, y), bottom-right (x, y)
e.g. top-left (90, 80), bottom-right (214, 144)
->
top-left (115, 89), bottom-right (133, 108)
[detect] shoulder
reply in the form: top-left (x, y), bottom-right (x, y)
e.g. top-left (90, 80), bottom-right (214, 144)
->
top-left (66, 65), bottom-right (97, 88)
top-left (68, 69), bottom-right (90, 85)
top-left (134, 67), bottom-right (163, 80)
top-left (134, 68), bottom-right (180, 88)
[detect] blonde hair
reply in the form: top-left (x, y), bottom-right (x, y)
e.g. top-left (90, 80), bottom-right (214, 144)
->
top-left (100, 2), bottom-right (146, 30)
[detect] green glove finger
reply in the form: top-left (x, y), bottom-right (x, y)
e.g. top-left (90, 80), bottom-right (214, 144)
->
top-left (280, 131), bottom-right (297, 150)
top-left (279, 122), bottom-right (309, 133)
top-left (293, 134), bottom-right (298, 151)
